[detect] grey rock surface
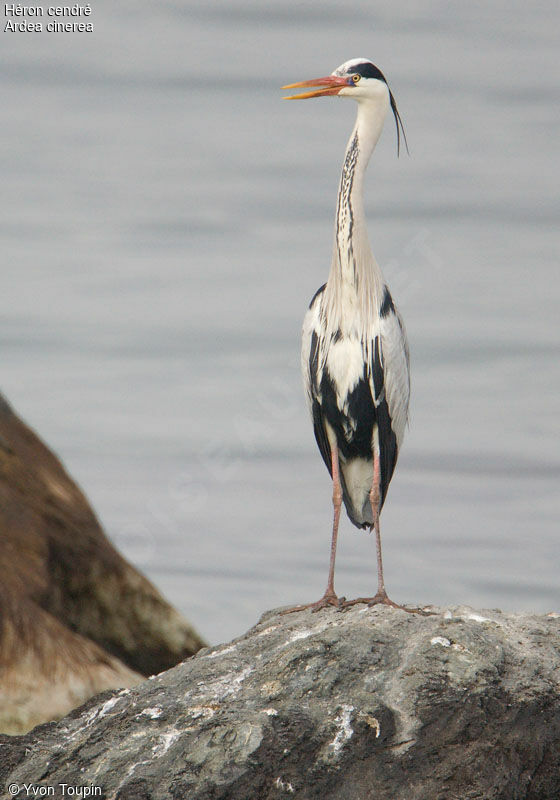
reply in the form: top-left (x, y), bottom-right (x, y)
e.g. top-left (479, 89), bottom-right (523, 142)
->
top-left (1, 604), bottom-right (559, 799)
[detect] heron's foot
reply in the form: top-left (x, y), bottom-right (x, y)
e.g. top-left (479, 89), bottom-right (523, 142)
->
top-left (279, 591), bottom-right (345, 615)
top-left (342, 592), bottom-right (435, 615)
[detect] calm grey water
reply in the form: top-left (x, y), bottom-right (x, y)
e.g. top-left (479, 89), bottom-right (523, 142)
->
top-left (2, 1), bottom-right (558, 644)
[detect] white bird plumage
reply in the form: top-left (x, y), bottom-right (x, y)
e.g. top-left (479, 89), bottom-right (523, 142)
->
top-left (283, 58), bottom-right (413, 613)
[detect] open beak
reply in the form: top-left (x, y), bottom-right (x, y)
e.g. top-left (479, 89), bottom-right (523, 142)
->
top-left (282, 75), bottom-right (349, 100)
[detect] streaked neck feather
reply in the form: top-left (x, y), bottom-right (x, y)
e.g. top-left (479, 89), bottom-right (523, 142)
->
top-left (322, 98), bottom-right (389, 353)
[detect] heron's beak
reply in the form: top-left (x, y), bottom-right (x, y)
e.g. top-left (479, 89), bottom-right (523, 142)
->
top-left (282, 76), bottom-right (349, 100)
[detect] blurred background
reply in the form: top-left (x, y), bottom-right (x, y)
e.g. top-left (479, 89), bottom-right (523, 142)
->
top-left (2, 0), bottom-right (558, 644)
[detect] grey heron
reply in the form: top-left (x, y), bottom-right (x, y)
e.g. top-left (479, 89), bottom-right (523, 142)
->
top-left (283, 58), bottom-right (412, 613)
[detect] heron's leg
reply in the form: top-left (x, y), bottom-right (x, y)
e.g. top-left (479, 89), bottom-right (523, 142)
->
top-left (358, 450), bottom-right (399, 606)
top-left (323, 444), bottom-right (343, 601)
top-left (343, 451), bottom-right (418, 612)
top-left (340, 454), bottom-right (434, 615)
top-left (280, 446), bottom-right (343, 614)
top-left (370, 451), bottom-right (389, 600)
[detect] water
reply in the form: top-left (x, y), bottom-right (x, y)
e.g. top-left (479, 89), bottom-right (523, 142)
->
top-left (2, 1), bottom-right (558, 645)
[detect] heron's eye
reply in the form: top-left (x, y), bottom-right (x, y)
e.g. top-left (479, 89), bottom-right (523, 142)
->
top-left (352, 74), bottom-right (361, 84)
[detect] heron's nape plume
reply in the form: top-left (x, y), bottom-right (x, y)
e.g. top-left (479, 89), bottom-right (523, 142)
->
top-left (389, 90), bottom-right (409, 157)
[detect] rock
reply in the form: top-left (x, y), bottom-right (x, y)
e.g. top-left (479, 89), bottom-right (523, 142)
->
top-left (0, 391), bottom-right (206, 735)
top-left (1, 604), bottom-right (559, 799)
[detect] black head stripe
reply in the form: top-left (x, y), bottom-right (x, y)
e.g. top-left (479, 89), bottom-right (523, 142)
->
top-left (353, 62), bottom-right (387, 82)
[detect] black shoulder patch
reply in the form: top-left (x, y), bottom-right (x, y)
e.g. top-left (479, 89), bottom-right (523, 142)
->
top-left (308, 283), bottom-right (326, 310)
top-left (380, 285), bottom-right (395, 318)
top-left (375, 394), bottom-right (398, 509)
top-left (372, 336), bottom-right (384, 399)
top-left (311, 398), bottom-right (332, 478)
top-left (354, 62), bottom-right (387, 82)
top-left (309, 331), bottom-right (320, 393)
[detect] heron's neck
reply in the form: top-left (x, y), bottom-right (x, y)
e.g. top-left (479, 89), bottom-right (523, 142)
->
top-left (327, 100), bottom-right (388, 315)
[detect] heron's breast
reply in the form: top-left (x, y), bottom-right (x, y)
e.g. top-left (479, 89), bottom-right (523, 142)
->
top-left (320, 335), bottom-right (377, 458)
top-left (324, 336), bottom-right (366, 404)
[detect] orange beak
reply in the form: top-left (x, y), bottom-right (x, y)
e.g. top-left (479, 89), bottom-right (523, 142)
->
top-left (282, 75), bottom-right (350, 100)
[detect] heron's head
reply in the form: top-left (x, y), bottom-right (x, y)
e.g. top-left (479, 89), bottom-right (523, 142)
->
top-left (282, 58), bottom-right (408, 155)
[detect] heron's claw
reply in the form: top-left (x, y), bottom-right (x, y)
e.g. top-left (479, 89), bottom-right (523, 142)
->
top-left (342, 593), bottom-right (435, 615)
top-left (280, 592), bottom-right (344, 615)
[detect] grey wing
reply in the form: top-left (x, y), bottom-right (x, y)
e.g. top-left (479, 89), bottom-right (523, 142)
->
top-left (370, 336), bottom-right (398, 508)
top-left (378, 303), bottom-right (410, 450)
top-left (368, 296), bottom-right (410, 507)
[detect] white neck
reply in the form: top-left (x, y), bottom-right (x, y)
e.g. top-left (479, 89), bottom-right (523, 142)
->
top-left (323, 96), bottom-right (389, 338)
